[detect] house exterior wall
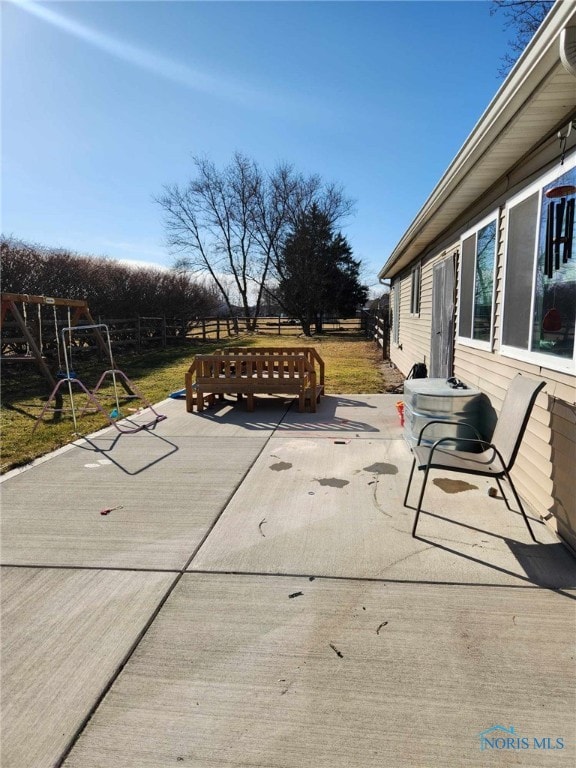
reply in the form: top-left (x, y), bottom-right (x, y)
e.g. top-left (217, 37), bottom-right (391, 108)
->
top-left (453, 337), bottom-right (575, 551)
top-left (389, 146), bottom-right (576, 551)
top-left (391, 248), bottom-right (456, 374)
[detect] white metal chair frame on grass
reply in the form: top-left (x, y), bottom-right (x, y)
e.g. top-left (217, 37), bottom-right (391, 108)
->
top-left (404, 375), bottom-right (546, 541)
top-left (33, 323), bottom-right (166, 434)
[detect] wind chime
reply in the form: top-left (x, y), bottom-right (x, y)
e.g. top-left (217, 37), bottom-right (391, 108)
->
top-left (544, 186), bottom-right (575, 279)
top-left (543, 121), bottom-right (576, 280)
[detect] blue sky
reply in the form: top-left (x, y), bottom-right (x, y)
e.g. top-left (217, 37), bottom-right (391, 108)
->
top-left (2, 0), bottom-right (515, 294)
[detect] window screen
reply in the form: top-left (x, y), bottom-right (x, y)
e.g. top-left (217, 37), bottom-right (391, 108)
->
top-left (458, 234), bottom-right (475, 338)
top-left (502, 193), bottom-right (538, 349)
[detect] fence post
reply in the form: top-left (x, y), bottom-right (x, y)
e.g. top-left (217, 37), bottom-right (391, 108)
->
top-left (136, 316), bottom-right (141, 351)
top-left (202, 318), bottom-right (206, 340)
top-left (162, 317), bottom-right (167, 348)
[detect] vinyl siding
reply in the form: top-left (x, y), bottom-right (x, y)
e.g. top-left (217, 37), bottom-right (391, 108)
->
top-left (390, 206), bottom-right (576, 551)
top-left (389, 250), bottom-right (453, 375)
top-left (454, 343), bottom-right (575, 549)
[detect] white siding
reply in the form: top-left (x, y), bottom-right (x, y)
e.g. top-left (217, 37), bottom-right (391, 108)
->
top-left (389, 249), bottom-right (455, 375)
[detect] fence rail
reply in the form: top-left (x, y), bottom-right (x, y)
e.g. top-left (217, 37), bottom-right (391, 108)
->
top-left (1, 314), bottom-right (366, 357)
top-left (1, 308), bottom-right (392, 363)
top-left (361, 308), bottom-right (390, 360)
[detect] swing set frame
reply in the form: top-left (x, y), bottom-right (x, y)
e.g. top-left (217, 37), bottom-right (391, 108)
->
top-left (33, 323), bottom-right (166, 434)
top-left (1, 294), bottom-right (166, 434)
top-left (1, 293), bottom-right (109, 388)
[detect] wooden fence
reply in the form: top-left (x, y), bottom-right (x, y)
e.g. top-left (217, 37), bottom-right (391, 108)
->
top-left (185, 316), bottom-right (363, 340)
top-left (360, 308), bottom-right (390, 360)
top-left (1, 308), bottom-right (392, 365)
top-left (101, 315), bottom-right (363, 345)
top-left (1, 314), bottom-right (365, 356)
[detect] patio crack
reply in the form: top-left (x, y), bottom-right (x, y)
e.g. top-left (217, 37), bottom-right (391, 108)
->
top-left (381, 546), bottom-right (436, 571)
top-left (369, 476), bottom-right (392, 518)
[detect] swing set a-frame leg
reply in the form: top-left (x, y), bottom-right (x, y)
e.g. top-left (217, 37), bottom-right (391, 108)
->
top-left (32, 377), bottom-right (118, 434)
top-left (4, 300), bottom-right (57, 390)
top-left (83, 369), bottom-right (167, 433)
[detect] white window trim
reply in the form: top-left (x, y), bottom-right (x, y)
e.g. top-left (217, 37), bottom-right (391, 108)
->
top-left (500, 344), bottom-right (575, 374)
top-left (456, 210), bottom-right (499, 352)
top-left (457, 336), bottom-right (493, 353)
top-left (506, 153), bottom-right (576, 209)
top-left (500, 152), bottom-right (576, 375)
top-left (410, 262), bottom-right (421, 316)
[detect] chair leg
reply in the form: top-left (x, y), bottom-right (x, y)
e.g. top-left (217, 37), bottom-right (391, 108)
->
top-left (403, 457), bottom-right (417, 507)
top-left (412, 464), bottom-right (431, 538)
top-left (503, 469), bottom-right (537, 542)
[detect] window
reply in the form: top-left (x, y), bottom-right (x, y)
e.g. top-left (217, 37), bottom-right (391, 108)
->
top-left (458, 214), bottom-right (497, 347)
top-left (410, 263), bottom-right (421, 315)
top-left (502, 154), bottom-right (575, 373)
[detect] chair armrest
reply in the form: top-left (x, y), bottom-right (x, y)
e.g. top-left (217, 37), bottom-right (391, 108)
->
top-left (416, 419), bottom-right (483, 445)
top-left (429, 435), bottom-right (491, 452)
top-left (425, 437), bottom-right (508, 472)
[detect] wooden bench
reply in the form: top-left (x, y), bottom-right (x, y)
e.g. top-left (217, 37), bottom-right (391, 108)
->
top-left (185, 351), bottom-right (321, 413)
top-left (223, 347), bottom-right (325, 391)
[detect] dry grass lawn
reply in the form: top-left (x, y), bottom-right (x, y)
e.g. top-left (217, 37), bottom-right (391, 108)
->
top-left (1, 331), bottom-right (403, 473)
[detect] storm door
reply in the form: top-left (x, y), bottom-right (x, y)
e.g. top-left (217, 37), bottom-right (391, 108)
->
top-left (430, 255), bottom-right (456, 378)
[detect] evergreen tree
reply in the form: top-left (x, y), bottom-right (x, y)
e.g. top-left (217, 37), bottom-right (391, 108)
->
top-left (275, 204), bottom-right (367, 336)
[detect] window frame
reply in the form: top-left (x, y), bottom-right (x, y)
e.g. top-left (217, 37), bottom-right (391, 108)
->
top-left (410, 262), bottom-right (421, 316)
top-left (500, 153), bottom-right (576, 375)
top-left (456, 211), bottom-right (499, 352)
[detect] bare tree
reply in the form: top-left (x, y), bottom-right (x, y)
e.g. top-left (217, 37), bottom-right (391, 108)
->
top-left (157, 154), bottom-right (261, 330)
top-left (491, 0), bottom-right (554, 76)
top-left (157, 153), bottom-right (354, 331)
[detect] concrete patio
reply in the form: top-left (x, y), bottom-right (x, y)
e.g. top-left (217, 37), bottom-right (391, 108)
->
top-left (1, 393), bottom-right (575, 767)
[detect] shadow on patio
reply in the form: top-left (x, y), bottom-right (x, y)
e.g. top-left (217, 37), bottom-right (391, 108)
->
top-left (2, 393), bottom-right (575, 768)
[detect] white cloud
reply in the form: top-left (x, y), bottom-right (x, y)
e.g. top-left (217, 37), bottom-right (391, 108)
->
top-left (11, 0), bottom-right (296, 112)
top-left (115, 258), bottom-right (170, 272)
top-left (97, 238), bottom-right (170, 263)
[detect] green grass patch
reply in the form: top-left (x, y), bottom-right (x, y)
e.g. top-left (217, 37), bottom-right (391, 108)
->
top-left (1, 332), bottom-right (391, 473)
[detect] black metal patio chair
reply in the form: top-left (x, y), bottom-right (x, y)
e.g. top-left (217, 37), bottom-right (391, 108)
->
top-left (404, 374), bottom-right (546, 540)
